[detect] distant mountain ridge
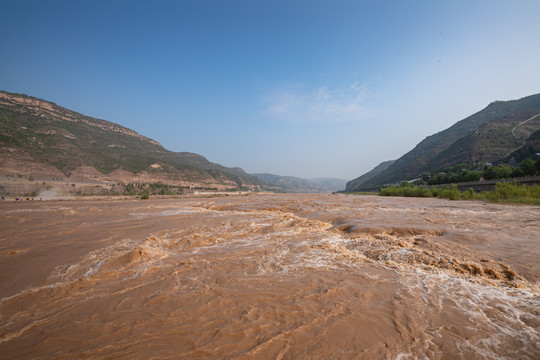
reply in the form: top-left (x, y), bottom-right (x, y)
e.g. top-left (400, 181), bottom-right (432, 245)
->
top-left (0, 90), bottom-right (265, 192)
top-left (347, 93), bottom-right (540, 191)
top-left (308, 177), bottom-right (348, 192)
top-left (252, 173), bottom-right (347, 193)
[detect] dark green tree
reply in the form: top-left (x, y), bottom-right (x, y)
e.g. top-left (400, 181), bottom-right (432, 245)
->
top-left (518, 158), bottom-right (537, 177)
top-left (484, 164), bottom-right (513, 180)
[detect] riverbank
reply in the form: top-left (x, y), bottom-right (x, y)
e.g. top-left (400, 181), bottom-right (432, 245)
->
top-left (379, 182), bottom-right (540, 204)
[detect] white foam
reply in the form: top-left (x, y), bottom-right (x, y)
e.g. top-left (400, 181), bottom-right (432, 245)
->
top-left (404, 268), bottom-right (540, 358)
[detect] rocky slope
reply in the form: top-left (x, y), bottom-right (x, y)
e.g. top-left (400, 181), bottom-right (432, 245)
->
top-left (347, 93), bottom-right (540, 191)
top-left (498, 129), bottom-right (540, 166)
top-left (0, 90), bottom-right (265, 195)
top-left (345, 160), bottom-right (395, 192)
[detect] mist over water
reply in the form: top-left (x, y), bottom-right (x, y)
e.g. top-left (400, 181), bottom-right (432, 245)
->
top-left (0, 194), bottom-right (538, 359)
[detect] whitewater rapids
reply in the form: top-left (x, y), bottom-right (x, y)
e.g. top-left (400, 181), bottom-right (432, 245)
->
top-left (0, 194), bottom-right (538, 359)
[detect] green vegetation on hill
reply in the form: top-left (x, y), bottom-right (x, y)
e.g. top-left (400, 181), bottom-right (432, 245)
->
top-left (347, 93), bottom-right (540, 191)
top-left (0, 90), bottom-right (265, 189)
top-left (424, 157), bottom-right (540, 185)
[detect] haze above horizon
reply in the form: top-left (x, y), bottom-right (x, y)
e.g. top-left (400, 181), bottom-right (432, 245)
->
top-left (1, 0), bottom-right (539, 180)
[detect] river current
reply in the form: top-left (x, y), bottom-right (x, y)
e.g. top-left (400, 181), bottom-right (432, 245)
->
top-left (0, 194), bottom-right (538, 359)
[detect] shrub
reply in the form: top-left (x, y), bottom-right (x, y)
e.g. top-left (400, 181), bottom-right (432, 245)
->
top-left (437, 185), bottom-right (460, 200)
top-left (380, 186), bottom-right (400, 196)
top-left (461, 188), bottom-right (475, 200)
top-left (140, 191), bottom-right (150, 199)
top-left (528, 185), bottom-right (540, 198)
top-left (484, 164), bottom-right (513, 180)
top-left (378, 181), bottom-right (539, 204)
top-left (407, 187), bottom-right (432, 197)
top-left (493, 182), bottom-right (527, 199)
top-left (462, 170), bottom-right (482, 182)
top-left (380, 185), bottom-right (432, 197)
top-left (518, 158), bottom-right (537, 177)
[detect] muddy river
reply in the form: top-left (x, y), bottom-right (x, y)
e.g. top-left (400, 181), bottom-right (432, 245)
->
top-left (0, 194), bottom-right (538, 359)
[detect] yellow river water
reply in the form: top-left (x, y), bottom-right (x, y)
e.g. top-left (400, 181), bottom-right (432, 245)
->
top-left (0, 194), bottom-right (538, 359)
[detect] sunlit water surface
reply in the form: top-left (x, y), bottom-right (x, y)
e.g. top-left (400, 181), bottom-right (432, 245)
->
top-left (0, 194), bottom-right (538, 359)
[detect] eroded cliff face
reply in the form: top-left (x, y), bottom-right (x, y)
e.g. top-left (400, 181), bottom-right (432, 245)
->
top-left (0, 92), bottom-right (161, 146)
top-left (0, 91), bottom-right (263, 194)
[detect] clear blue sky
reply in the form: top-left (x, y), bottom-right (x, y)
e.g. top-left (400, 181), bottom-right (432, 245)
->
top-left (2, 0), bottom-right (539, 179)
